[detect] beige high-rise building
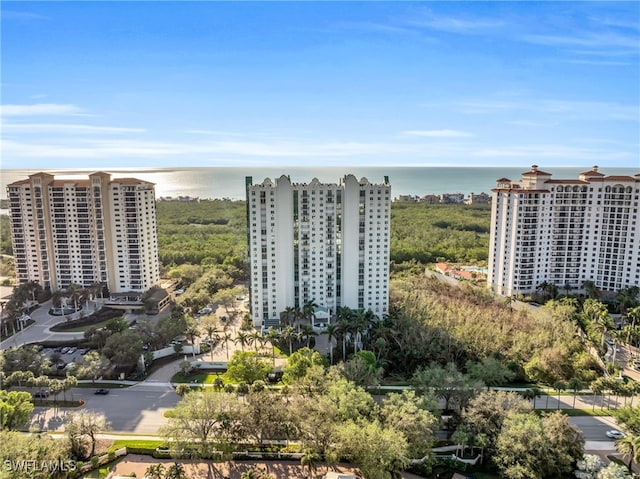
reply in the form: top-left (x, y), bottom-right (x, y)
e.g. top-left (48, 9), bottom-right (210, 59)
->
top-left (488, 165), bottom-right (640, 296)
top-left (246, 174), bottom-right (391, 330)
top-left (7, 172), bottom-right (160, 294)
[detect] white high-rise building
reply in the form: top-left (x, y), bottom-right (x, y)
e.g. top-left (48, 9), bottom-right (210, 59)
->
top-left (246, 174), bottom-right (391, 329)
top-left (7, 172), bottom-right (160, 294)
top-left (488, 165), bottom-right (640, 296)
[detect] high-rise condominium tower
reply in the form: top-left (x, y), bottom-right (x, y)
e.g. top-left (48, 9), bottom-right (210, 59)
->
top-left (7, 172), bottom-right (160, 294)
top-left (246, 174), bottom-right (391, 329)
top-left (488, 165), bottom-right (640, 296)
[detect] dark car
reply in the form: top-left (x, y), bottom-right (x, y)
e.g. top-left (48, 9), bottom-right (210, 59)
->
top-left (33, 390), bottom-right (50, 399)
top-left (94, 388), bottom-right (109, 395)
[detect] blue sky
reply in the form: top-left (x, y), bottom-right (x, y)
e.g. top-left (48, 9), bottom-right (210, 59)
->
top-left (1, 1), bottom-right (639, 169)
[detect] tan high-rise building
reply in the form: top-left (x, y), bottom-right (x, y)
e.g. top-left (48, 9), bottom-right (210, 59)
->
top-left (7, 172), bottom-right (160, 294)
top-left (488, 165), bottom-right (640, 296)
top-left (246, 174), bottom-right (391, 330)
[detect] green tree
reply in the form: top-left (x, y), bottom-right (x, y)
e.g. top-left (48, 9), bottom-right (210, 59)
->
top-left (613, 405), bottom-right (640, 435)
top-left (0, 430), bottom-right (72, 479)
top-left (466, 357), bottom-right (516, 389)
top-left (144, 463), bottom-right (166, 479)
top-left (553, 380), bottom-right (567, 410)
top-left (240, 390), bottom-right (292, 446)
top-left (568, 377), bottom-right (584, 409)
top-left (175, 384), bottom-right (192, 397)
top-left (282, 347), bottom-right (327, 384)
top-left (71, 350), bottom-right (111, 382)
top-left (412, 362), bottom-right (481, 411)
top-left (494, 410), bottom-right (584, 479)
top-left (226, 351), bottom-right (270, 385)
top-left (300, 450), bottom-right (320, 479)
top-left (0, 390), bottom-right (34, 430)
top-left (65, 410), bottom-right (111, 459)
top-left (380, 390), bottom-right (439, 459)
top-left (616, 434), bottom-right (640, 471)
top-left (160, 391), bottom-right (244, 458)
top-left (102, 330), bottom-right (144, 370)
top-left (330, 420), bottom-right (410, 479)
top-left (461, 390), bottom-right (532, 457)
top-left (337, 351), bottom-right (383, 388)
top-left (165, 462), bottom-right (188, 479)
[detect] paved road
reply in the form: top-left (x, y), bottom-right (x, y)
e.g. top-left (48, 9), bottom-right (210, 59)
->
top-left (29, 383), bottom-right (179, 434)
top-left (0, 299), bottom-right (95, 348)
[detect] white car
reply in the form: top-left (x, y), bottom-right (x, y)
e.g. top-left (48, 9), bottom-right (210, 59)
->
top-left (606, 430), bottom-right (625, 439)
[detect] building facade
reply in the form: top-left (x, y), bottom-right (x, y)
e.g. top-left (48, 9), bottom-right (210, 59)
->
top-left (488, 165), bottom-right (640, 296)
top-left (246, 174), bottom-right (391, 329)
top-left (7, 172), bottom-right (160, 294)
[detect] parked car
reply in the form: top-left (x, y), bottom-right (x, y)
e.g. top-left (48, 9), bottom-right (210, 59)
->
top-left (606, 430), bottom-right (625, 439)
top-left (61, 347), bottom-right (70, 354)
top-left (33, 390), bottom-right (49, 399)
top-left (94, 388), bottom-right (109, 395)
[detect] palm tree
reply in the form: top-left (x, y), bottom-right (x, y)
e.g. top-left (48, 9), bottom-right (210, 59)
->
top-left (51, 290), bottom-right (64, 308)
top-left (536, 281), bottom-right (549, 299)
top-left (222, 332), bottom-right (232, 360)
top-left (616, 434), bottom-right (640, 471)
top-left (336, 306), bottom-right (353, 360)
top-left (582, 280), bottom-right (600, 300)
top-left (250, 330), bottom-right (264, 353)
top-left (281, 306), bottom-right (295, 328)
top-left (67, 283), bottom-right (84, 312)
top-left (323, 324), bottom-right (338, 364)
top-left (203, 323), bottom-right (219, 360)
top-left (235, 331), bottom-right (249, 352)
top-left (300, 324), bottom-right (317, 348)
top-left (300, 451), bottom-right (320, 478)
top-left (185, 325), bottom-right (200, 358)
top-left (553, 380), bottom-right (567, 410)
top-left (165, 462), bottom-right (188, 479)
top-left (266, 328), bottom-right (281, 366)
top-left (615, 286), bottom-right (640, 315)
top-left (628, 306), bottom-right (640, 330)
top-left (281, 326), bottom-right (295, 355)
top-left (567, 377), bottom-right (583, 409)
top-left (145, 464), bottom-right (166, 479)
top-left (529, 387), bottom-right (542, 409)
top-left (302, 299), bottom-right (318, 327)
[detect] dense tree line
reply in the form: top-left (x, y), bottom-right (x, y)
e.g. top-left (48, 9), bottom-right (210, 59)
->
top-left (162, 365), bottom-right (440, 479)
top-left (156, 200), bottom-right (248, 268)
top-left (390, 203), bottom-right (490, 264)
top-left (369, 276), bottom-right (598, 384)
top-left (155, 200), bottom-right (491, 271)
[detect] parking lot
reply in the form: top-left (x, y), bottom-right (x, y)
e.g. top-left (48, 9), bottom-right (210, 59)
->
top-left (40, 346), bottom-right (95, 372)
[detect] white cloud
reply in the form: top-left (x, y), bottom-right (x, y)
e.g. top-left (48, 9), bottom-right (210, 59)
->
top-left (407, 8), bottom-right (505, 34)
top-left (1, 103), bottom-right (83, 116)
top-left (470, 144), bottom-right (634, 161)
top-left (520, 32), bottom-right (640, 49)
top-left (458, 98), bottom-right (639, 121)
top-left (402, 129), bottom-right (473, 138)
top-left (2, 123), bottom-right (146, 134)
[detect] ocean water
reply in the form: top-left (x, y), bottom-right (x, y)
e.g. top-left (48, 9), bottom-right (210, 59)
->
top-left (0, 166), bottom-right (637, 201)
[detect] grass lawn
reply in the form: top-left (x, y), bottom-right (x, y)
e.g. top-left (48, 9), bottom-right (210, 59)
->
top-left (107, 439), bottom-right (166, 454)
top-left (171, 371), bottom-right (221, 384)
top-left (57, 317), bottom-right (123, 333)
top-left (75, 383), bottom-right (131, 389)
top-left (82, 459), bottom-right (125, 479)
